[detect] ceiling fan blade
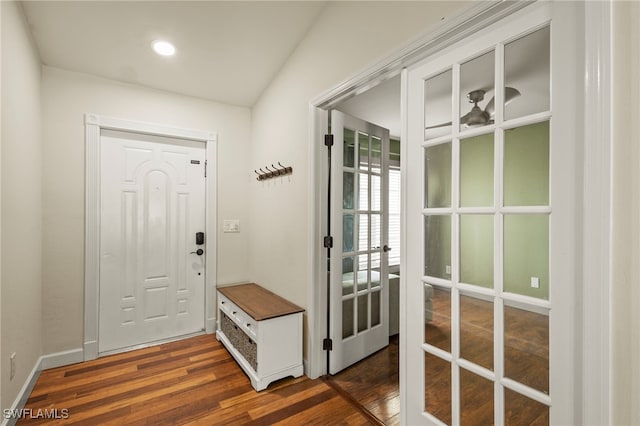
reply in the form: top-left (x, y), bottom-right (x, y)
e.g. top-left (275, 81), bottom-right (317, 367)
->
top-left (425, 121), bottom-right (452, 130)
top-left (484, 86), bottom-right (521, 116)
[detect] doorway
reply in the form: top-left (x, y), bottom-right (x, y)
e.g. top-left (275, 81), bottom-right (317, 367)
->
top-left (98, 129), bottom-right (207, 354)
top-left (84, 114), bottom-right (218, 360)
top-left (325, 77), bottom-right (403, 424)
top-left (309, 2), bottom-right (607, 424)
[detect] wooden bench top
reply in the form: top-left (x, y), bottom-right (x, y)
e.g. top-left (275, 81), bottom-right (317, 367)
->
top-left (218, 283), bottom-right (304, 321)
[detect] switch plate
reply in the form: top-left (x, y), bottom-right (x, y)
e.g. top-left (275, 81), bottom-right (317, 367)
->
top-left (10, 353), bottom-right (16, 380)
top-left (223, 220), bottom-right (240, 233)
top-left (445, 265), bottom-right (451, 275)
top-left (531, 277), bottom-right (540, 289)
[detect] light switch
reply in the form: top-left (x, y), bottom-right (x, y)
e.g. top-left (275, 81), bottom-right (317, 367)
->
top-left (224, 220), bottom-right (240, 233)
top-left (530, 276), bottom-right (540, 289)
top-left (445, 265), bottom-right (451, 275)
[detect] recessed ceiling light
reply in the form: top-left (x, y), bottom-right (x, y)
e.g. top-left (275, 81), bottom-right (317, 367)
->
top-left (152, 40), bottom-right (176, 57)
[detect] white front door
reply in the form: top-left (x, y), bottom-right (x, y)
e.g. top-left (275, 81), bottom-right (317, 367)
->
top-left (99, 129), bottom-right (206, 353)
top-left (403, 2), bottom-right (579, 424)
top-left (329, 110), bottom-right (390, 374)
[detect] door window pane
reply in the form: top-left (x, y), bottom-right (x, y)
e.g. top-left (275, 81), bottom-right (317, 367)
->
top-left (357, 294), bottom-right (368, 332)
top-left (371, 214), bottom-right (381, 250)
top-left (342, 298), bottom-right (354, 339)
top-left (460, 215), bottom-right (494, 288)
top-left (460, 293), bottom-right (494, 370)
top-left (424, 215), bottom-right (451, 279)
top-left (343, 171), bottom-right (355, 209)
top-left (460, 133), bottom-right (494, 207)
top-left (504, 122), bottom-right (549, 206)
top-left (358, 215), bottom-right (369, 252)
top-left (424, 285), bottom-right (451, 352)
top-left (356, 255), bottom-right (368, 293)
top-left (344, 128), bottom-right (356, 168)
top-left (424, 143), bottom-right (452, 208)
top-left (371, 174), bottom-right (381, 211)
top-left (504, 214), bottom-right (549, 299)
top-left (371, 290), bottom-right (381, 327)
top-left (342, 257), bottom-right (355, 296)
top-left (371, 253), bottom-right (381, 289)
top-left (358, 173), bottom-right (369, 210)
top-left (504, 304), bottom-right (549, 393)
top-left (424, 352), bottom-right (452, 425)
top-left (504, 388), bottom-right (549, 426)
top-left (460, 368), bottom-right (494, 426)
top-left (460, 50), bottom-right (495, 131)
top-left (504, 26), bottom-right (550, 121)
top-left (371, 136), bottom-right (382, 173)
top-left (342, 214), bottom-right (354, 253)
top-left (359, 132), bottom-right (369, 170)
top-left (425, 69), bottom-right (453, 140)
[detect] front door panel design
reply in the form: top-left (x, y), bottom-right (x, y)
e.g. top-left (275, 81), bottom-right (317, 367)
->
top-left (99, 130), bottom-right (206, 353)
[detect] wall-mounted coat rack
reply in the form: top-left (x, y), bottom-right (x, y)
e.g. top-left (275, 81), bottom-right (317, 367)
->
top-left (254, 162), bottom-right (293, 181)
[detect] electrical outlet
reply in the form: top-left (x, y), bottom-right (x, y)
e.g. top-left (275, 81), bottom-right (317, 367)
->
top-left (10, 352), bottom-right (16, 380)
top-left (531, 277), bottom-right (540, 289)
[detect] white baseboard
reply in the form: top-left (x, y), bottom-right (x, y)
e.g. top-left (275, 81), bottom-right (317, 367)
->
top-left (40, 348), bottom-right (84, 370)
top-left (205, 317), bottom-right (216, 334)
top-left (1, 348), bottom-right (83, 426)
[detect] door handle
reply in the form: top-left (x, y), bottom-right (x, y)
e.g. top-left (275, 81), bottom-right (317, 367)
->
top-left (383, 245), bottom-right (392, 252)
top-left (190, 249), bottom-right (204, 256)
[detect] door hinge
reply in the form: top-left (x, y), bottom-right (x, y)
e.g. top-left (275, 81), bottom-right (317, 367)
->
top-left (323, 338), bottom-right (333, 351)
top-left (324, 134), bottom-right (334, 147)
top-left (204, 160), bottom-right (208, 178)
top-left (323, 236), bottom-right (333, 249)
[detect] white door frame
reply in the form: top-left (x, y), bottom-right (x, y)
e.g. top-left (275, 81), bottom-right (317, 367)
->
top-left (84, 113), bottom-right (218, 360)
top-left (306, 1), bottom-right (611, 423)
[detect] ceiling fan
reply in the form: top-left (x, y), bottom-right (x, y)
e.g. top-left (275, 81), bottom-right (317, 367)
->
top-left (425, 86), bottom-right (521, 130)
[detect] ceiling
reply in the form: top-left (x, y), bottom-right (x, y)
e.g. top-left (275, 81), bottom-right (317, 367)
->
top-left (336, 25), bottom-right (550, 140)
top-left (21, 1), bottom-right (327, 107)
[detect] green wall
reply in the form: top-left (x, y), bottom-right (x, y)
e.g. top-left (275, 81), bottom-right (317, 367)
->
top-left (425, 122), bottom-right (549, 299)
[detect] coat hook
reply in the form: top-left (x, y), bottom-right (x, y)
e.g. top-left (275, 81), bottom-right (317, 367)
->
top-left (271, 164), bottom-right (283, 175)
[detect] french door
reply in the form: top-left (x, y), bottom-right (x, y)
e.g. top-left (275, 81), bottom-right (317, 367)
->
top-left (404, 2), bottom-right (579, 424)
top-left (329, 110), bottom-right (390, 374)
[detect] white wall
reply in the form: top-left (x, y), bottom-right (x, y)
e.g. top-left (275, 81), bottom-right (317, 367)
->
top-left (1, 0), bottom-right (43, 410)
top-left (249, 1), bottom-right (469, 354)
top-left (612, 2), bottom-right (640, 424)
top-left (41, 67), bottom-right (252, 354)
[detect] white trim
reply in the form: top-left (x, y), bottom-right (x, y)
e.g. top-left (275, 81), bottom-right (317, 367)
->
top-left (582, 1), bottom-right (612, 424)
top-left (2, 361), bottom-right (41, 426)
top-left (307, 105), bottom-right (329, 379)
top-left (83, 113), bottom-right (218, 360)
top-left (1, 347), bottom-right (84, 426)
top-left (39, 348), bottom-right (84, 370)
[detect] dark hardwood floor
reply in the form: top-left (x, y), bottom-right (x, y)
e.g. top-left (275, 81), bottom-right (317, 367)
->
top-left (18, 335), bottom-right (375, 425)
top-left (327, 336), bottom-right (399, 426)
top-left (18, 295), bottom-right (548, 426)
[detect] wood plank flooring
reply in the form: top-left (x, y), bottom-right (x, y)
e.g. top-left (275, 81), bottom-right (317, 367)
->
top-left (327, 336), bottom-right (399, 426)
top-left (18, 295), bottom-right (549, 426)
top-left (18, 335), bottom-right (375, 425)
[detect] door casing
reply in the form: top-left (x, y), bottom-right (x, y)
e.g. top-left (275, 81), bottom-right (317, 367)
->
top-left (306, 1), bottom-right (611, 424)
top-left (84, 113), bottom-right (218, 360)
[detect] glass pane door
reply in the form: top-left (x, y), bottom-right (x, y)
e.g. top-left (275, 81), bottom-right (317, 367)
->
top-left (330, 110), bottom-right (390, 374)
top-left (403, 4), bottom-right (576, 423)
